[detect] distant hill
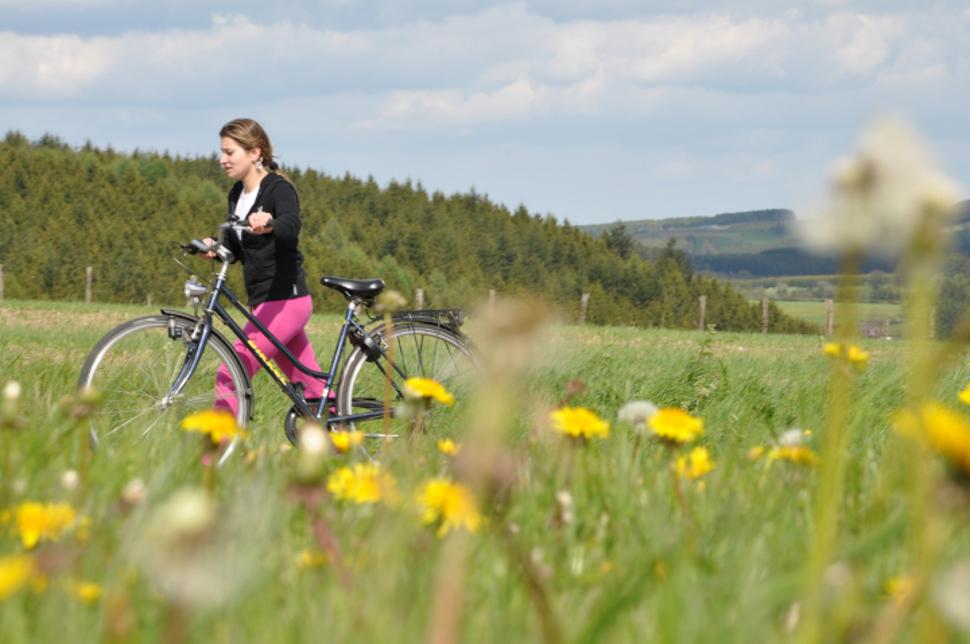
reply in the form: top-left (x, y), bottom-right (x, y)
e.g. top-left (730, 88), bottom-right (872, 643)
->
top-left (584, 202), bottom-right (970, 277)
top-left (582, 209), bottom-right (797, 256)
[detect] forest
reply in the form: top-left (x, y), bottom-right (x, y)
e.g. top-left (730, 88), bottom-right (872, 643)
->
top-left (0, 131), bottom-right (814, 333)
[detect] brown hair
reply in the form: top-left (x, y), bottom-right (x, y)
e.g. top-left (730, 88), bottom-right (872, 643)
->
top-left (219, 118), bottom-right (281, 172)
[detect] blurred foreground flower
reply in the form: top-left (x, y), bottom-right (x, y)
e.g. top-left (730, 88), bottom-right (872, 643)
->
top-left (768, 446), bottom-right (821, 466)
top-left (437, 439), bottom-right (461, 456)
top-left (329, 430), bottom-right (364, 455)
top-left (749, 429), bottom-right (820, 466)
top-left (675, 447), bottom-right (715, 480)
top-left (885, 575), bottom-right (914, 607)
top-left (180, 409), bottom-right (247, 443)
top-left (649, 408), bottom-right (703, 444)
top-left (327, 464), bottom-right (395, 505)
top-left (295, 549), bottom-right (329, 570)
top-left (68, 579), bottom-right (102, 605)
top-left (894, 403), bottom-right (970, 474)
top-left (2, 381), bottom-right (23, 428)
top-left (10, 501), bottom-right (76, 549)
top-left (958, 384), bottom-right (970, 406)
top-left (823, 342), bottom-right (869, 367)
top-left (550, 407), bottom-right (609, 441)
top-left (403, 377), bottom-right (455, 406)
top-left (0, 553), bottom-right (34, 600)
top-left (618, 400), bottom-right (658, 433)
top-left (132, 485), bottom-right (268, 609)
top-left (800, 117), bottom-right (960, 257)
top-left (417, 478), bottom-right (483, 538)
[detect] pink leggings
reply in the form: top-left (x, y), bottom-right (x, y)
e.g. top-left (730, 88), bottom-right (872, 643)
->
top-left (215, 295), bottom-right (325, 416)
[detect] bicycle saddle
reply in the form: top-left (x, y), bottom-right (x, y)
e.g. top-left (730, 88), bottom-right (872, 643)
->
top-left (320, 276), bottom-right (386, 301)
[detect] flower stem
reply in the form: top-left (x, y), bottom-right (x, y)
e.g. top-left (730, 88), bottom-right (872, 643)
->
top-left (1, 430), bottom-right (11, 507)
top-left (799, 252), bottom-right (860, 643)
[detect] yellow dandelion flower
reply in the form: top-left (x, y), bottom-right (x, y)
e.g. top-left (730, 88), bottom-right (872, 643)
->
top-left (417, 478), bottom-right (483, 538)
top-left (767, 446), bottom-right (820, 466)
top-left (0, 554), bottom-right (34, 600)
top-left (330, 431), bottom-right (364, 455)
top-left (747, 446), bottom-right (766, 460)
top-left (403, 377), bottom-right (455, 406)
top-left (180, 409), bottom-right (247, 443)
top-left (437, 439), bottom-right (461, 455)
top-left (295, 549), bottom-right (329, 570)
top-left (327, 464), bottom-right (395, 504)
top-left (894, 403), bottom-right (970, 474)
top-left (12, 502), bottom-right (76, 549)
top-left (675, 447), bottom-right (715, 480)
top-left (68, 580), bottom-right (102, 605)
top-left (958, 384), bottom-right (970, 406)
top-left (549, 407), bottom-right (610, 440)
top-left (822, 342), bottom-right (869, 366)
top-left (885, 576), bottom-right (914, 606)
top-left (648, 408), bottom-right (703, 444)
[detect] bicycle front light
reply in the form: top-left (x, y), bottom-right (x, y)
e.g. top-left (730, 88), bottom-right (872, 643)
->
top-left (184, 277), bottom-right (208, 301)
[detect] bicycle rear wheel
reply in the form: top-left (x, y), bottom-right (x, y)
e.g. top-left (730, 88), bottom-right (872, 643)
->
top-left (335, 322), bottom-right (478, 456)
top-left (78, 314), bottom-right (251, 461)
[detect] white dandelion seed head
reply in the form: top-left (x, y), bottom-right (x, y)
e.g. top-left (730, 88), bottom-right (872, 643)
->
top-left (60, 470), bottom-right (80, 492)
top-left (298, 423), bottom-right (328, 457)
top-left (934, 561), bottom-right (970, 632)
top-left (800, 116), bottom-right (961, 257)
top-left (778, 429), bottom-right (806, 447)
top-left (618, 401), bottom-right (659, 431)
top-left (3, 381), bottom-right (21, 403)
top-left (122, 478), bottom-right (147, 506)
top-left (153, 487), bottom-right (216, 540)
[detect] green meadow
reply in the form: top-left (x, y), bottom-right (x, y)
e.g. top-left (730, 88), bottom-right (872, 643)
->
top-left (2, 299), bottom-right (969, 642)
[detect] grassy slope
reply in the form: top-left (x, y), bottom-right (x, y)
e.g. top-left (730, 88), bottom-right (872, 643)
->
top-left (2, 300), bottom-right (969, 642)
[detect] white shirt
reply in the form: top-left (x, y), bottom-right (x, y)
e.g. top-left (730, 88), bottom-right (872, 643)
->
top-left (234, 186), bottom-right (259, 219)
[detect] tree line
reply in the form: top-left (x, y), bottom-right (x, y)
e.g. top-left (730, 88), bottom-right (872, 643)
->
top-left (0, 131), bottom-right (815, 333)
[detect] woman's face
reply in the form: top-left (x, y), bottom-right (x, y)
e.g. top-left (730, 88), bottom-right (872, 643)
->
top-left (219, 136), bottom-right (261, 180)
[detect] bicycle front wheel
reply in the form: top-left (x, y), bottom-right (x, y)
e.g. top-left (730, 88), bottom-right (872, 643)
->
top-left (335, 322), bottom-right (478, 451)
top-left (78, 314), bottom-right (251, 460)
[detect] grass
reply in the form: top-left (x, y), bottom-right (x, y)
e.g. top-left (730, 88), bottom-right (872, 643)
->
top-left (1, 298), bottom-right (969, 642)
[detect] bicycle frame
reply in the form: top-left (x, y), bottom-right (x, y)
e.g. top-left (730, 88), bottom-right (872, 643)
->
top-left (166, 254), bottom-right (406, 427)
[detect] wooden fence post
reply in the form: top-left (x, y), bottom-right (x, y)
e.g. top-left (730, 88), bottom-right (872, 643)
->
top-left (146, 293), bottom-right (152, 307)
top-left (579, 293), bottom-right (590, 325)
top-left (85, 266), bottom-right (93, 304)
top-left (698, 295), bottom-right (706, 331)
top-left (825, 299), bottom-right (834, 336)
top-left (488, 289), bottom-right (496, 312)
top-left (415, 288), bottom-right (424, 309)
top-left (761, 295), bottom-right (769, 334)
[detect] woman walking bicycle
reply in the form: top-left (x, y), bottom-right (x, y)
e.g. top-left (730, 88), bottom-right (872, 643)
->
top-left (78, 120), bottom-right (478, 462)
top-left (206, 118), bottom-right (325, 414)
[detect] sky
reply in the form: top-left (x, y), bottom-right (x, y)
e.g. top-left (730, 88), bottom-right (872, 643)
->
top-left (1, 1), bottom-right (968, 225)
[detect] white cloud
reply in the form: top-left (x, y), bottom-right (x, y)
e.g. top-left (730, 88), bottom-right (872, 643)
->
top-left (0, 6), bottom-right (958, 110)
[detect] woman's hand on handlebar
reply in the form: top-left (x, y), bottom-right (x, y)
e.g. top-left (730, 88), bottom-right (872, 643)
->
top-left (249, 209), bottom-right (274, 235)
top-left (201, 237), bottom-right (217, 259)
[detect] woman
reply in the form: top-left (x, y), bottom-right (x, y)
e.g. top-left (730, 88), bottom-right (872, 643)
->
top-left (209, 118), bottom-right (325, 416)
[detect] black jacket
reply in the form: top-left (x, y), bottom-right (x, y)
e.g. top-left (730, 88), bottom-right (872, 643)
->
top-left (224, 172), bottom-right (310, 307)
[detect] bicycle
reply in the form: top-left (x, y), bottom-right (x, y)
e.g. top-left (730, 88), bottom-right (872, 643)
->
top-left (77, 216), bottom-right (478, 463)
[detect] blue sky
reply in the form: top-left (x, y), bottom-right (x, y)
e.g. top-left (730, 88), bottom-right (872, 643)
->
top-left (1, 1), bottom-right (967, 224)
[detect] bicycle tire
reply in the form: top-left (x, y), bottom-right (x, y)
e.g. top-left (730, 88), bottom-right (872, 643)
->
top-left (335, 322), bottom-right (478, 454)
top-left (78, 314), bottom-right (252, 462)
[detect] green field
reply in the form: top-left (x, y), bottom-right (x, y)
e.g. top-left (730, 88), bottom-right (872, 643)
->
top-left (770, 300), bottom-right (902, 335)
top-left (2, 299), bottom-right (969, 642)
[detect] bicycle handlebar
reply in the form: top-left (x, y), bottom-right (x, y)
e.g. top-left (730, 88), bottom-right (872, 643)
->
top-left (179, 214), bottom-right (272, 258)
